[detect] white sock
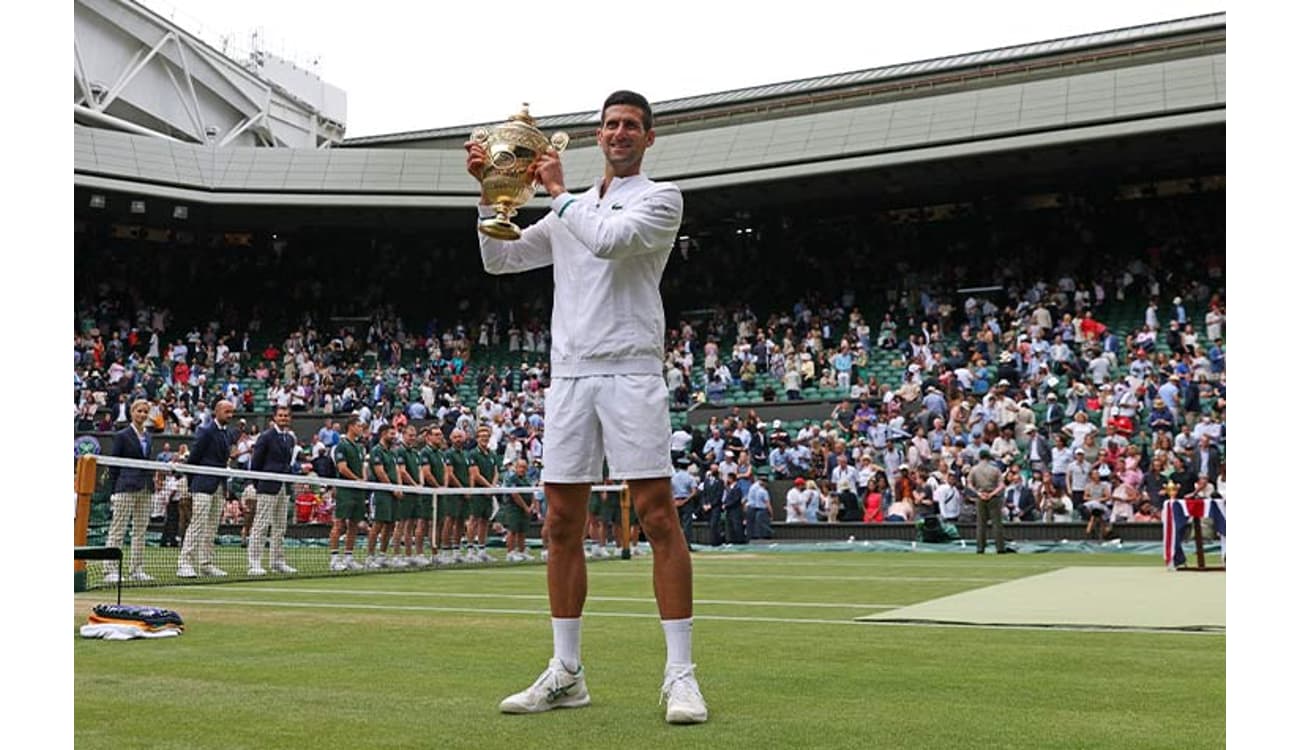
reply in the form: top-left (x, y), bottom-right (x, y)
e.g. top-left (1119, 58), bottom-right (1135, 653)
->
top-left (662, 617), bottom-right (694, 668)
top-left (552, 617), bottom-right (582, 673)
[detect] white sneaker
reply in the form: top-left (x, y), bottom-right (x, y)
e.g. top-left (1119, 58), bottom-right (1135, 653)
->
top-left (365, 557), bottom-right (384, 570)
top-left (522, 550), bottom-right (536, 561)
top-left (177, 564), bottom-right (198, 578)
top-left (541, 549), bottom-right (549, 562)
top-left (662, 664), bottom-right (708, 724)
top-left (201, 565), bottom-right (228, 577)
top-left (247, 566), bottom-right (267, 576)
top-left (345, 557), bottom-right (363, 571)
top-left (386, 556), bottom-right (407, 568)
top-left (506, 551), bottom-right (522, 562)
top-left (329, 557), bottom-right (348, 572)
top-left (478, 550), bottom-right (495, 563)
top-left (499, 658), bottom-right (591, 714)
top-left (129, 569), bottom-right (154, 582)
top-left (103, 570), bottom-right (121, 584)
top-left (271, 561), bottom-right (297, 574)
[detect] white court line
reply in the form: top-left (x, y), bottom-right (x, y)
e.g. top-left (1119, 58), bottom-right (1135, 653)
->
top-left (120, 595), bottom-right (1224, 635)
top-left (484, 570), bottom-right (1015, 583)
top-left (205, 586), bottom-right (902, 609)
top-left (689, 558), bottom-right (1082, 570)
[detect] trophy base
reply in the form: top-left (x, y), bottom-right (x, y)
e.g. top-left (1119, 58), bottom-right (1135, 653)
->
top-left (478, 218), bottom-right (522, 241)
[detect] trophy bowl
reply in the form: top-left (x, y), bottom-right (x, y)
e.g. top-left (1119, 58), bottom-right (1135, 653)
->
top-left (471, 104), bottom-right (569, 240)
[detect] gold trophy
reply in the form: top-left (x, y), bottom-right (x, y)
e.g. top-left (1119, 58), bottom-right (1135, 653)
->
top-left (470, 104), bottom-right (570, 240)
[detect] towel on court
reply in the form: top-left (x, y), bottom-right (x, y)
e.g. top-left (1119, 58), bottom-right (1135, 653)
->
top-left (80, 623), bottom-right (182, 640)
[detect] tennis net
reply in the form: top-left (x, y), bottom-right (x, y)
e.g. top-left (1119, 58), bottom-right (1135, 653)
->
top-left (73, 454), bottom-right (629, 590)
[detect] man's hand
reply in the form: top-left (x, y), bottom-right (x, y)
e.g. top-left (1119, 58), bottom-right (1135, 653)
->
top-left (533, 148), bottom-right (566, 198)
top-left (464, 141), bottom-right (487, 180)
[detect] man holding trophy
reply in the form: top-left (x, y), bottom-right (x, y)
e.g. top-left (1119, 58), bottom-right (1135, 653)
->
top-left (465, 90), bottom-right (708, 724)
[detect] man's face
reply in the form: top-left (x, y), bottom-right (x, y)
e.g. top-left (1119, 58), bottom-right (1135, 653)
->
top-left (597, 104), bottom-right (654, 173)
top-left (347, 421), bottom-right (363, 439)
top-left (514, 460), bottom-right (528, 478)
top-left (273, 408), bottom-right (291, 430)
top-left (380, 429), bottom-right (393, 448)
top-left (477, 429), bottom-right (490, 450)
top-left (214, 402), bottom-right (234, 424)
top-left (403, 427), bottom-right (417, 446)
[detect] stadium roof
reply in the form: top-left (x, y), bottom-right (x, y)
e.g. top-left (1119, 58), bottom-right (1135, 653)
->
top-left (342, 12), bottom-right (1225, 146)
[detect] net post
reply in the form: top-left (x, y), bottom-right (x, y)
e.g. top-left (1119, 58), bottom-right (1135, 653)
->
top-left (620, 485), bottom-right (632, 560)
top-left (73, 455), bottom-right (98, 592)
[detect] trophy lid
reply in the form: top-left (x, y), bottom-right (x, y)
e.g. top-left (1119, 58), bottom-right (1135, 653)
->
top-left (507, 103), bottom-right (537, 127)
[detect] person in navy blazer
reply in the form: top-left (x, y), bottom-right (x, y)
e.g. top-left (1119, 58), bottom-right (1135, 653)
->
top-left (247, 406), bottom-right (304, 575)
top-left (178, 399), bottom-right (235, 578)
top-left (104, 399), bottom-right (156, 583)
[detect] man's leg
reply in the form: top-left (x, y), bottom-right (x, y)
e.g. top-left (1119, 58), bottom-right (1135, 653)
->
top-left (975, 499), bottom-right (989, 553)
top-left (992, 499), bottom-right (1005, 552)
top-left (498, 481), bottom-right (593, 715)
top-left (544, 483), bottom-right (590, 618)
top-left (249, 494), bottom-right (273, 572)
top-left (204, 491), bottom-right (224, 572)
top-left (270, 492), bottom-right (293, 571)
top-left (630, 477), bottom-right (707, 724)
top-left (177, 493), bottom-right (203, 575)
top-left (629, 479), bottom-right (692, 620)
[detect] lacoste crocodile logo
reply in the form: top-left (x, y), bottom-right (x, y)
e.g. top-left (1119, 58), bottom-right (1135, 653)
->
top-left (611, 203), bottom-right (624, 210)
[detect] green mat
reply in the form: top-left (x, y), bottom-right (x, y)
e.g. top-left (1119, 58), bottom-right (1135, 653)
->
top-left (856, 566), bottom-right (1225, 632)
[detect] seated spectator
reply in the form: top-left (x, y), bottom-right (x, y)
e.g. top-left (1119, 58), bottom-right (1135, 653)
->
top-left (1039, 481), bottom-right (1074, 523)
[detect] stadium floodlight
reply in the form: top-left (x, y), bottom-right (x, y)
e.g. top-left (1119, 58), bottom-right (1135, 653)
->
top-left (130, 200), bottom-right (146, 214)
top-left (89, 194), bottom-right (106, 209)
top-left (173, 206), bottom-right (189, 220)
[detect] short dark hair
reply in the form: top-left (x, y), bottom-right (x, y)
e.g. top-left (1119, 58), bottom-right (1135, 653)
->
top-left (602, 90), bottom-right (653, 130)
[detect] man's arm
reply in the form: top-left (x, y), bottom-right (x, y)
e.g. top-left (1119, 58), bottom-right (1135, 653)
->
top-left (336, 452), bottom-right (360, 482)
top-left (188, 426), bottom-right (210, 465)
top-left (478, 213), bottom-right (556, 275)
top-left (549, 184), bottom-right (683, 261)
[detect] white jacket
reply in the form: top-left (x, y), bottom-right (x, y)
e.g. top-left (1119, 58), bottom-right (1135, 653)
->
top-left (479, 173), bottom-right (682, 378)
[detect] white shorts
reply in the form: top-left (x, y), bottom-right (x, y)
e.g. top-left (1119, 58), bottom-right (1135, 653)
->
top-left (542, 374), bottom-right (672, 484)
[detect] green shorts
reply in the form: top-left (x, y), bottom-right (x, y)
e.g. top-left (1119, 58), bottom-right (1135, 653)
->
top-left (437, 496), bottom-right (466, 523)
top-left (336, 492), bottom-right (367, 522)
top-left (398, 496), bottom-right (420, 521)
top-left (468, 496), bottom-right (494, 520)
top-left (417, 496), bottom-right (435, 520)
top-left (588, 494), bottom-right (601, 515)
top-left (599, 496), bottom-right (620, 524)
top-left (372, 492), bottom-right (395, 524)
top-left (496, 506), bottom-right (528, 533)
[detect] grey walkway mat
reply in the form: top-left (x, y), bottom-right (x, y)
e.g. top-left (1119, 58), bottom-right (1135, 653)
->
top-left (857, 566), bottom-right (1224, 632)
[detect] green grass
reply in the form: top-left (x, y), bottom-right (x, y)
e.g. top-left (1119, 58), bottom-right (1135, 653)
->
top-left (74, 553), bottom-right (1224, 749)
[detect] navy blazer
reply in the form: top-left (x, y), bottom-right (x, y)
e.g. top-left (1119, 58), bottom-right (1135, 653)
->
top-left (187, 420), bottom-right (233, 494)
top-left (109, 426), bottom-right (152, 493)
top-left (250, 428), bottom-right (297, 494)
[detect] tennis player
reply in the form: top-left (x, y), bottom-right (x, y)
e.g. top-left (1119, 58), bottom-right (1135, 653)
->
top-left (466, 90), bottom-right (707, 724)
